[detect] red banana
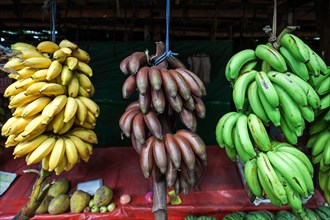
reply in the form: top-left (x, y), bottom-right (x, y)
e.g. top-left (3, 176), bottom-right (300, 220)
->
top-left (132, 112), bottom-right (146, 144)
top-left (180, 162), bottom-right (196, 187)
top-left (166, 156), bottom-right (178, 187)
top-left (169, 69), bottom-right (191, 101)
top-left (149, 66), bottom-right (162, 91)
top-left (193, 95), bottom-right (206, 118)
top-left (183, 96), bottom-right (195, 111)
top-left (177, 129), bottom-right (207, 166)
top-left (164, 133), bottom-right (181, 169)
top-left (175, 68), bottom-right (202, 97)
top-left (131, 130), bottom-right (143, 154)
top-left (174, 134), bottom-right (196, 171)
top-left (125, 101), bottom-right (140, 112)
top-left (143, 111), bottom-right (163, 140)
top-left (152, 139), bottom-right (167, 174)
top-left (122, 74), bottom-right (137, 99)
top-left (119, 108), bottom-right (140, 137)
top-left (179, 107), bottom-right (197, 132)
top-left (128, 52), bottom-right (147, 74)
top-left (174, 174), bottom-right (181, 196)
top-left (140, 136), bottom-right (154, 178)
top-left (165, 91), bottom-right (183, 113)
top-left (177, 68), bottom-right (206, 96)
top-left (180, 172), bottom-right (190, 195)
top-left (139, 90), bottom-right (151, 114)
top-left (136, 66), bottom-right (150, 95)
top-left (119, 55), bottom-right (131, 75)
top-left (167, 56), bottom-right (186, 69)
top-left (151, 87), bottom-right (166, 114)
top-left (161, 69), bottom-right (177, 97)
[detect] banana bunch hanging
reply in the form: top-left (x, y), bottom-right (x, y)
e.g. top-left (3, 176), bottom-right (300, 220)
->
top-left (2, 40), bottom-right (99, 175)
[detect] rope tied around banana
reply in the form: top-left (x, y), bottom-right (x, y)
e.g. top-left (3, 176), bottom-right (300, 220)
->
top-left (154, 0), bottom-right (178, 66)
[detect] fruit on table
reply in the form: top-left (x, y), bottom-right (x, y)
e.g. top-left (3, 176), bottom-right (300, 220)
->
top-left (70, 190), bottom-right (91, 213)
top-left (93, 185), bottom-right (113, 207)
top-left (47, 178), bottom-right (70, 198)
top-left (48, 194), bottom-right (70, 215)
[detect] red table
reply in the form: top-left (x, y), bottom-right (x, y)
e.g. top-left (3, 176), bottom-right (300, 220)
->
top-left (0, 146), bottom-right (325, 219)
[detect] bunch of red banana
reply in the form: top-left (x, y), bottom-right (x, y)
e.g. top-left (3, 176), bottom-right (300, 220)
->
top-left (119, 41), bottom-right (207, 195)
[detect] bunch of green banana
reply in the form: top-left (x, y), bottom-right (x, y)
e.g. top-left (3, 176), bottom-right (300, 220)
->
top-left (243, 142), bottom-right (314, 213)
top-left (215, 112), bottom-right (271, 162)
top-left (2, 39), bottom-right (99, 175)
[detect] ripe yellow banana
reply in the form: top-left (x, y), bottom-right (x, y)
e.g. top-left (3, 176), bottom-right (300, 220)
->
top-left (17, 49), bottom-right (44, 60)
top-left (64, 137), bottom-right (79, 165)
top-left (53, 49), bottom-right (67, 63)
top-left (59, 47), bottom-right (72, 56)
top-left (75, 98), bottom-right (88, 125)
top-left (1, 117), bottom-right (18, 136)
top-left (59, 39), bottom-right (78, 50)
top-left (23, 57), bottom-right (52, 69)
top-left (48, 138), bottom-right (66, 171)
top-left (51, 107), bottom-right (65, 133)
top-left (68, 74), bottom-right (79, 97)
top-left (24, 82), bottom-right (48, 96)
top-left (46, 60), bottom-right (63, 81)
top-left (63, 97), bottom-right (78, 123)
top-left (41, 95), bottom-right (68, 123)
top-left (12, 104), bottom-right (26, 117)
top-left (54, 154), bottom-right (67, 175)
top-left (78, 86), bottom-right (91, 97)
top-left (37, 41), bottom-right (59, 53)
top-left (9, 92), bottom-right (42, 109)
top-left (27, 137), bottom-right (56, 165)
top-left (76, 61), bottom-right (93, 77)
top-left (11, 42), bottom-right (36, 51)
top-left (57, 115), bottom-right (75, 134)
top-left (70, 127), bottom-right (98, 144)
top-left (65, 57), bottom-right (78, 70)
top-left (31, 69), bottom-right (48, 81)
top-left (60, 65), bottom-right (73, 86)
top-left (39, 83), bottom-right (66, 96)
top-left (69, 135), bottom-right (90, 161)
top-left (5, 117), bottom-right (33, 136)
top-left (5, 134), bottom-right (18, 148)
top-left (4, 81), bottom-right (25, 97)
top-left (72, 48), bottom-right (90, 63)
top-left (86, 111), bottom-right (97, 125)
top-left (4, 57), bottom-right (25, 70)
top-left (17, 67), bottom-right (37, 79)
top-left (77, 96), bottom-right (99, 117)
top-left (41, 153), bottom-right (51, 171)
top-left (13, 134), bottom-right (48, 158)
top-left (75, 72), bottom-right (92, 92)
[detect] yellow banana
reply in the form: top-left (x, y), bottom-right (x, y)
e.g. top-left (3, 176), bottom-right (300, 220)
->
top-left (64, 137), bottom-right (79, 165)
top-left (86, 111), bottom-right (97, 125)
top-left (70, 127), bottom-right (98, 144)
top-left (46, 60), bottom-right (63, 81)
top-left (31, 69), bottom-right (48, 81)
top-left (17, 67), bottom-right (37, 79)
top-left (63, 97), bottom-right (78, 123)
top-left (4, 116), bottom-right (34, 136)
top-left (22, 96), bottom-right (52, 118)
top-left (4, 81), bottom-right (25, 97)
top-left (37, 41), bottom-right (59, 53)
top-left (64, 162), bottom-right (75, 172)
top-left (59, 47), bottom-right (72, 56)
top-left (69, 135), bottom-right (90, 161)
top-left (60, 65), bottom-right (73, 85)
top-left (76, 61), bottom-right (93, 77)
top-left (53, 49), bottom-right (67, 63)
top-left (15, 77), bottom-right (38, 90)
top-left (48, 138), bottom-right (66, 171)
top-left (5, 134), bottom-right (18, 148)
top-left (57, 115), bottom-right (75, 134)
top-left (19, 114), bottom-right (47, 137)
top-left (85, 142), bottom-right (93, 155)
top-left (77, 96), bottom-right (99, 117)
top-left (41, 95), bottom-right (67, 123)
top-left (39, 83), bottom-right (66, 96)
top-left (17, 49), bottom-right (43, 59)
top-left (75, 98), bottom-right (88, 125)
top-left (65, 57), bottom-right (78, 70)
top-left (27, 137), bottom-right (56, 165)
top-left (59, 39), bottom-right (77, 50)
top-left (75, 72), bottom-right (92, 92)
top-left (23, 57), bottom-right (52, 69)
top-left (4, 57), bottom-right (25, 70)
top-left (9, 92), bottom-right (42, 109)
top-left (79, 120), bottom-right (95, 130)
top-left (24, 82), bottom-right (48, 96)
top-left (42, 153), bottom-right (51, 171)
top-left (51, 107), bottom-right (65, 133)
top-left (11, 42), bottom-right (36, 51)
top-left (68, 74), bottom-right (79, 97)
top-left (72, 48), bottom-right (90, 63)
top-left (1, 117), bottom-right (18, 136)
top-left (12, 104), bottom-right (26, 117)
top-left (13, 134), bottom-right (48, 158)
top-left (78, 86), bottom-right (91, 97)
top-left (54, 154), bottom-right (67, 175)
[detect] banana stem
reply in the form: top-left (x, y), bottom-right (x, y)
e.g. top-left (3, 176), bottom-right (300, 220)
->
top-left (274, 26), bottom-right (300, 49)
top-left (13, 168), bottom-right (52, 220)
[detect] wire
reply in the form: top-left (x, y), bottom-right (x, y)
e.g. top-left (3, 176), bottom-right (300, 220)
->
top-left (51, 0), bottom-right (56, 42)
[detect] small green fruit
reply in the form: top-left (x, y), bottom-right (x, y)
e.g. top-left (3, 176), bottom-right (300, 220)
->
top-left (99, 206), bottom-right (108, 213)
top-left (107, 202), bottom-right (116, 212)
top-left (89, 199), bottom-right (94, 207)
top-left (91, 206), bottom-right (99, 213)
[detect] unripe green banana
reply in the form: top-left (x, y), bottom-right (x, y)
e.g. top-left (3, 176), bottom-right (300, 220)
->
top-left (255, 71), bottom-right (279, 108)
top-left (257, 87), bottom-right (281, 126)
top-left (236, 114), bottom-right (257, 158)
top-left (255, 44), bottom-right (287, 72)
top-left (280, 34), bottom-right (310, 63)
top-left (215, 112), bottom-right (236, 148)
top-left (244, 158), bottom-right (263, 198)
top-left (247, 81), bottom-right (270, 123)
top-left (247, 113), bottom-right (271, 151)
top-left (222, 112), bottom-right (242, 149)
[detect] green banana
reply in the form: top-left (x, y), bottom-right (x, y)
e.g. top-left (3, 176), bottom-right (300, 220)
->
top-left (309, 74), bottom-right (329, 89)
top-left (298, 105), bottom-right (314, 123)
top-left (279, 46), bottom-right (309, 81)
top-left (244, 158), bottom-right (263, 198)
top-left (275, 145), bottom-right (314, 176)
top-left (257, 87), bottom-right (281, 126)
top-left (222, 112), bottom-right (242, 149)
top-left (225, 49), bottom-right (257, 81)
top-left (306, 48), bottom-right (321, 77)
top-left (232, 70), bottom-right (258, 111)
top-left (273, 83), bottom-right (303, 127)
top-left (239, 60), bottom-right (258, 75)
top-left (320, 156), bottom-right (330, 172)
top-left (255, 71), bottom-right (279, 108)
top-left (318, 170), bottom-right (329, 192)
top-left (261, 60), bottom-right (272, 73)
top-left (296, 208), bottom-right (321, 220)
top-left (320, 93), bottom-right (330, 110)
top-left (312, 152), bottom-right (323, 164)
top-left (284, 73), bottom-right (320, 109)
top-left (215, 112), bottom-right (237, 148)
top-left (311, 130), bottom-right (330, 156)
top-left (316, 75), bottom-right (330, 95)
top-left (274, 168), bottom-right (303, 214)
top-left (247, 113), bottom-right (271, 151)
top-left (257, 152), bottom-right (287, 204)
top-left (323, 140), bottom-right (330, 165)
top-left (280, 34), bottom-right (310, 63)
top-left (247, 81), bottom-right (270, 123)
top-left (309, 117), bottom-right (329, 135)
top-left (279, 114), bottom-right (298, 145)
top-left (314, 52), bottom-right (329, 74)
top-left (278, 151), bottom-right (314, 195)
top-left (236, 114), bottom-right (257, 158)
top-left (255, 44), bottom-right (287, 72)
top-left (234, 126), bottom-right (253, 163)
top-left (325, 109), bottom-right (330, 121)
top-left (266, 151), bottom-right (308, 198)
top-left (225, 144), bottom-right (237, 162)
top-left (267, 71), bottom-right (307, 107)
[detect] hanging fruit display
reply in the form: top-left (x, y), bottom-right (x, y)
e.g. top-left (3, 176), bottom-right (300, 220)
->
top-left (2, 40), bottom-right (99, 174)
top-left (119, 41), bottom-right (207, 194)
top-left (215, 29), bottom-right (330, 211)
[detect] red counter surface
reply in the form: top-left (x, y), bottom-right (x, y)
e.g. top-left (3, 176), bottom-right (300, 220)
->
top-left (0, 146), bottom-right (325, 219)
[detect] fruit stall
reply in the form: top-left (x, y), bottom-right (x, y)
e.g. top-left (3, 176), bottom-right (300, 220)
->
top-left (0, 0), bottom-right (330, 220)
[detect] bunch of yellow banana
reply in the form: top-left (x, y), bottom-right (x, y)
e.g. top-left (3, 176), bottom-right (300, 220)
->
top-left (243, 142), bottom-right (314, 214)
top-left (215, 112), bottom-right (271, 162)
top-left (2, 39), bottom-right (99, 175)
